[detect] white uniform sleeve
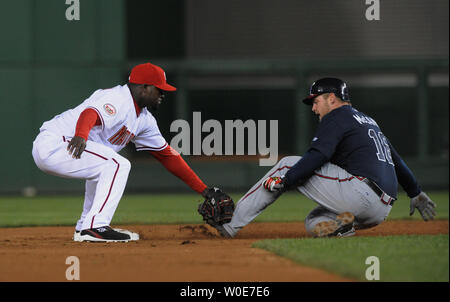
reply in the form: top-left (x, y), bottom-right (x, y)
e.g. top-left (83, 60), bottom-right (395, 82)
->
top-left (85, 93), bottom-right (126, 131)
top-left (133, 114), bottom-right (168, 152)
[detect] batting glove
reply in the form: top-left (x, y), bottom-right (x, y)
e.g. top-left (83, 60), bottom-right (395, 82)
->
top-left (409, 191), bottom-right (436, 221)
top-left (263, 176), bottom-right (286, 193)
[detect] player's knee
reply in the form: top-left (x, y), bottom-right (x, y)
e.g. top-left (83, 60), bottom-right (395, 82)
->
top-left (304, 215), bottom-right (317, 235)
top-left (32, 146), bottom-right (55, 174)
top-left (304, 223), bottom-right (317, 236)
top-left (119, 157), bottom-right (132, 173)
top-left (112, 156), bottom-right (131, 174)
top-left (304, 207), bottom-right (336, 235)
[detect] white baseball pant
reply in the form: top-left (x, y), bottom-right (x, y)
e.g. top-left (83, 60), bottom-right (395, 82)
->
top-left (32, 130), bottom-right (131, 231)
top-left (222, 156), bottom-right (392, 237)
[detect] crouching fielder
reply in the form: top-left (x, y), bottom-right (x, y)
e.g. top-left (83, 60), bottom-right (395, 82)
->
top-left (214, 78), bottom-right (436, 238)
top-left (32, 63), bottom-right (231, 242)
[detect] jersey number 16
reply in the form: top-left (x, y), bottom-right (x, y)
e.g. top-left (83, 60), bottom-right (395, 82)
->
top-left (368, 129), bottom-right (394, 166)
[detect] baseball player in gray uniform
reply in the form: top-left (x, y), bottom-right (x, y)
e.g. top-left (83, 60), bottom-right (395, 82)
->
top-left (214, 78), bottom-right (436, 238)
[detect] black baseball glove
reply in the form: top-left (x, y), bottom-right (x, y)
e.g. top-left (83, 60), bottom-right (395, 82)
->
top-left (198, 187), bottom-right (235, 227)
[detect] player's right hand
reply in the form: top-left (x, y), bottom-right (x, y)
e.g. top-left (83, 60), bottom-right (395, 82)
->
top-left (263, 176), bottom-right (285, 193)
top-left (409, 191), bottom-right (436, 221)
top-left (67, 136), bottom-right (87, 159)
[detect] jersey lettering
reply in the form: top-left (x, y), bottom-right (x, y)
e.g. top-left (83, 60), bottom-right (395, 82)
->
top-left (108, 126), bottom-right (135, 146)
top-left (353, 113), bottom-right (379, 127)
top-left (380, 132), bottom-right (394, 165)
top-left (368, 129), bottom-right (394, 166)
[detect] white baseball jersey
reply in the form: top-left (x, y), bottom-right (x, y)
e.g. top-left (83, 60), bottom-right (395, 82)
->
top-left (33, 84), bottom-right (169, 231)
top-left (40, 84), bottom-right (168, 153)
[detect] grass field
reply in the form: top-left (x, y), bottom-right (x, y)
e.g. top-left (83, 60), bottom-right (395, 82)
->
top-left (253, 235), bottom-right (449, 282)
top-left (0, 191), bottom-right (448, 227)
top-left (0, 191), bottom-right (448, 282)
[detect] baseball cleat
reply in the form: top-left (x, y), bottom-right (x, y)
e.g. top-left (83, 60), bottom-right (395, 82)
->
top-left (204, 223), bottom-right (233, 238)
top-left (73, 226), bottom-right (139, 242)
top-left (214, 225), bottom-right (233, 238)
top-left (112, 228), bottom-right (140, 241)
top-left (73, 231), bottom-right (81, 241)
top-left (73, 228), bottom-right (139, 242)
top-left (311, 212), bottom-right (355, 238)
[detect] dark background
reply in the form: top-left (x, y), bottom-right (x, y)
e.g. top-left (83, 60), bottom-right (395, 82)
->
top-left (0, 0), bottom-right (448, 194)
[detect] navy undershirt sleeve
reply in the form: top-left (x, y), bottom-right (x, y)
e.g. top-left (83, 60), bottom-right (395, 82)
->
top-left (390, 144), bottom-right (421, 198)
top-left (284, 148), bottom-right (329, 187)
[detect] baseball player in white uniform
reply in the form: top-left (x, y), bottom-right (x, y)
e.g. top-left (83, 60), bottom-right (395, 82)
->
top-left (32, 62), bottom-right (224, 242)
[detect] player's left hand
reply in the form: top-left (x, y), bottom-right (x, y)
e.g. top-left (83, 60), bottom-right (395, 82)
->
top-left (67, 136), bottom-right (87, 159)
top-left (263, 176), bottom-right (286, 193)
top-left (409, 191), bottom-right (436, 221)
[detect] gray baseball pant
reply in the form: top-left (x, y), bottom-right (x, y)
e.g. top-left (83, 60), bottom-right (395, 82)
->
top-left (222, 156), bottom-right (392, 237)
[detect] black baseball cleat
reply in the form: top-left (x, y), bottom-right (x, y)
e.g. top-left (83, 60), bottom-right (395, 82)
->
top-left (311, 212), bottom-right (356, 238)
top-left (76, 226), bottom-right (133, 242)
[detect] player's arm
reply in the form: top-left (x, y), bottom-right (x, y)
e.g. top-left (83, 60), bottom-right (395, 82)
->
top-left (264, 118), bottom-right (341, 193)
top-left (389, 144), bottom-right (421, 198)
top-left (263, 148), bottom-right (328, 192)
top-left (284, 148), bottom-right (328, 186)
top-left (390, 143), bottom-right (436, 221)
top-left (282, 118), bottom-right (341, 188)
top-left (67, 108), bottom-right (102, 159)
top-left (149, 145), bottom-right (234, 226)
top-left (149, 145), bottom-right (208, 194)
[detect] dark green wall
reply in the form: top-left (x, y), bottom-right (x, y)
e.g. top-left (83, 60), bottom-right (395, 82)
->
top-left (0, 1), bottom-right (447, 195)
top-left (0, 0), bottom-right (126, 193)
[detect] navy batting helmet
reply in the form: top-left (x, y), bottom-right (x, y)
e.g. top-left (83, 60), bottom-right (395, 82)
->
top-left (302, 77), bottom-right (350, 105)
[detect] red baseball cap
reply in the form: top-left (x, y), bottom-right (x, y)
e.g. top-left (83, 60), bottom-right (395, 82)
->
top-left (128, 63), bottom-right (177, 91)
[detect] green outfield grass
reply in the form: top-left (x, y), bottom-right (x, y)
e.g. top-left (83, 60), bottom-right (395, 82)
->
top-left (1, 191), bottom-right (448, 282)
top-left (253, 235), bottom-right (449, 282)
top-left (0, 191), bottom-right (448, 227)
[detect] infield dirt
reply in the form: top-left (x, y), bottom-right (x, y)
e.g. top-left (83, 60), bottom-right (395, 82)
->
top-left (0, 220), bottom-right (447, 282)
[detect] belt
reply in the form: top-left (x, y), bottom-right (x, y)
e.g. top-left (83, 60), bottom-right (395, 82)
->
top-left (361, 178), bottom-right (396, 206)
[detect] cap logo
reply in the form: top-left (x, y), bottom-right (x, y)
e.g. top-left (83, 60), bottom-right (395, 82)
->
top-left (163, 72), bottom-right (167, 81)
top-left (103, 103), bottom-right (116, 116)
